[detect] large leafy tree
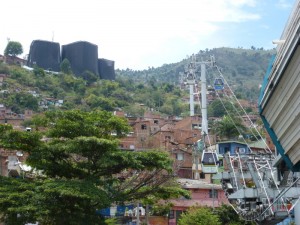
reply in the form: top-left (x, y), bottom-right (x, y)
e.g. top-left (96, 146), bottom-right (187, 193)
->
top-left (212, 115), bottom-right (246, 141)
top-left (0, 110), bottom-right (187, 225)
top-left (214, 204), bottom-right (255, 225)
top-left (4, 92), bottom-right (39, 113)
top-left (82, 70), bottom-right (98, 86)
top-left (178, 206), bottom-right (221, 225)
top-left (208, 99), bottom-right (234, 117)
top-left (178, 205), bottom-right (254, 225)
top-left (60, 58), bottom-right (72, 74)
top-left (4, 41), bottom-right (23, 57)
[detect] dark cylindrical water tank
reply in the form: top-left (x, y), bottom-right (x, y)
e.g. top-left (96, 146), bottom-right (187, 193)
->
top-left (27, 40), bottom-right (61, 72)
top-left (61, 41), bottom-right (98, 76)
top-left (98, 58), bottom-right (115, 80)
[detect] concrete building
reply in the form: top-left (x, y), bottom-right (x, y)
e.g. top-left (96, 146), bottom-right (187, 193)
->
top-left (27, 40), bottom-right (61, 72)
top-left (62, 41), bottom-right (99, 76)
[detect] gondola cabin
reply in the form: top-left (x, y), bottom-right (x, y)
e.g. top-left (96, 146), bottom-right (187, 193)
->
top-left (214, 78), bottom-right (224, 90)
top-left (201, 150), bottom-right (218, 173)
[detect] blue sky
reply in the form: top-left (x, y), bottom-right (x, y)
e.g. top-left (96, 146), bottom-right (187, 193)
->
top-left (0, 0), bottom-right (295, 70)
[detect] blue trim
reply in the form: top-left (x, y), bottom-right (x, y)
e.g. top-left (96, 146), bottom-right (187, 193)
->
top-left (260, 115), bottom-right (294, 171)
top-left (258, 54), bottom-right (276, 106)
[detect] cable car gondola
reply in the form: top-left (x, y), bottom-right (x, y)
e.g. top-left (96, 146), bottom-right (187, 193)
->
top-left (201, 150), bottom-right (218, 174)
top-left (214, 78), bottom-right (224, 90)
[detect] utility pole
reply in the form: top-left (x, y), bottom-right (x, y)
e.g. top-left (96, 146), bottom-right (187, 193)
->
top-left (136, 202), bottom-right (140, 225)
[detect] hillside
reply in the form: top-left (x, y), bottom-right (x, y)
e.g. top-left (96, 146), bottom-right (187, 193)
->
top-left (0, 47), bottom-right (275, 119)
top-left (116, 47), bottom-right (275, 101)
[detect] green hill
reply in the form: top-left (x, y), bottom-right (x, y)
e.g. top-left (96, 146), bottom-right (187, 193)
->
top-left (0, 47), bottom-right (275, 118)
top-left (116, 47), bottom-right (275, 100)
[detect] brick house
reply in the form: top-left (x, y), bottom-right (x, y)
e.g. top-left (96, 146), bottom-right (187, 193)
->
top-left (0, 74), bottom-right (8, 87)
top-left (116, 111), bottom-right (227, 225)
top-left (118, 112), bottom-right (219, 180)
top-left (168, 178), bottom-right (228, 225)
top-left (3, 55), bottom-right (27, 66)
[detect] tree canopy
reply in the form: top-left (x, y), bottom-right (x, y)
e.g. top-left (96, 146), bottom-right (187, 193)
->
top-left (208, 99), bottom-right (234, 117)
top-left (178, 205), bottom-right (255, 225)
top-left (0, 110), bottom-right (187, 225)
top-left (212, 115), bottom-right (246, 141)
top-left (60, 58), bottom-right (72, 74)
top-left (178, 206), bottom-right (221, 225)
top-left (4, 41), bottom-right (23, 57)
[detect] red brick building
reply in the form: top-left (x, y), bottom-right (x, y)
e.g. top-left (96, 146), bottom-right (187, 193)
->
top-left (116, 111), bottom-right (227, 225)
top-left (168, 178), bottom-right (228, 225)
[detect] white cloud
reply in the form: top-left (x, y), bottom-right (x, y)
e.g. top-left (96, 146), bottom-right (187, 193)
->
top-left (0, 0), bottom-right (272, 69)
top-left (276, 0), bottom-right (293, 9)
top-left (227, 0), bottom-right (257, 7)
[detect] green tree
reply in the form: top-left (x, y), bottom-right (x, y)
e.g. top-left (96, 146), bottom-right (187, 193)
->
top-left (178, 206), bottom-right (221, 225)
top-left (33, 66), bottom-right (46, 77)
top-left (0, 110), bottom-right (185, 225)
top-left (214, 204), bottom-right (255, 225)
top-left (82, 70), bottom-right (98, 86)
top-left (60, 58), bottom-right (72, 74)
top-left (0, 62), bottom-right (10, 74)
top-left (97, 80), bottom-right (119, 97)
top-left (85, 94), bottom-right (116, 111)
top-left (4, 41), bottom-right (23, 57)
top-left (208, 99), bottom-right (234, 117)
top-left (5, 92), bottom-right (39, 113)
top-left (123, 104), bottom-right (145, 117)
top-left (212, 115), bottom-right (246, 140)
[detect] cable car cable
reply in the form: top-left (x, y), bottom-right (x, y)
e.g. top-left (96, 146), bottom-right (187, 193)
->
top-left (214, 65), bottom-right (274, 155)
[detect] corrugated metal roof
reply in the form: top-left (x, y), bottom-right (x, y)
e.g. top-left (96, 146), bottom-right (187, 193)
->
top-left (178, 178), bottom-right (222, 190)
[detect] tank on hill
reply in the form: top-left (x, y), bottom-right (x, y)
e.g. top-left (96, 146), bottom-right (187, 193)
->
top-left (27, 40), bottom-right (61, 72)
top-left (62, 41), bottom-right (98, 76)
top-left (98, 58), bottom-right (115, 80)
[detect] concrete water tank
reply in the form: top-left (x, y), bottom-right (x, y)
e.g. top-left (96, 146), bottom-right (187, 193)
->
top-left (62, 41), bottom-right (98, 76)
top-left (27, 40), bottom-right (61, 72)
top-left (98, 58), bottom-right (115, 80)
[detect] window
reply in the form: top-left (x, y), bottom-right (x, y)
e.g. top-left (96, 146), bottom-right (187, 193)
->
top-left (141, 124), bottom-right (147, 130)
top-left (224, 147), bottom-right (229, 154)
top-left (209, 189), bottom-right (218, 198)
top-left (239, 148), bottom-right (246, 154)
top-left (233, 161), bottom-right (238, 168)
top-left (219, 159), bottom-right (223, 167)
top-left (200, 172), bottom-right (205, 179)
top-left (176, 153), bottom-right (184, 161)
top-left (176, 210), bottom-right (183, 222)
top-left (165, 136), bottom-right (171, 140)
top-left (192, 124), bottom-right (201, 129)
top-left (127, 132), bottom-right (134, 136)
top-left (169, 210), bottom-right (175, 219)
top-left (154, 120), bottom-right (159, 124)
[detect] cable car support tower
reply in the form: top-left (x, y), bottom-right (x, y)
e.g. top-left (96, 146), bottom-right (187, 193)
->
top-left (184, 55), bottom-right (218, 180)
